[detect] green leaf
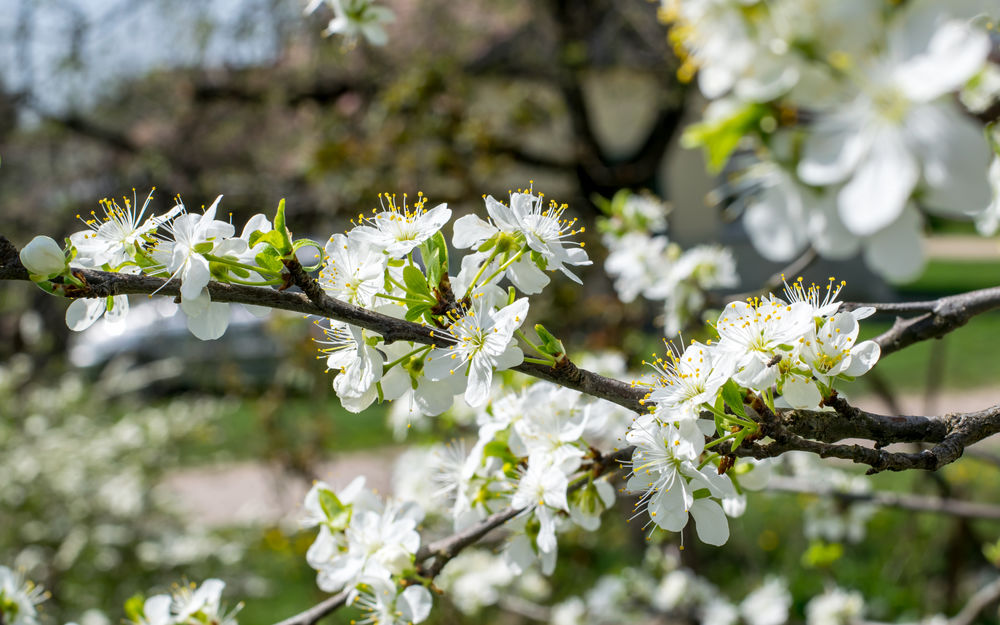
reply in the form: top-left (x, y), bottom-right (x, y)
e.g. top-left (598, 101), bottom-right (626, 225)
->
top-left (405, 303), bottom-right (431, 322)
top-left (720, 379), bottom-right (748, 420)
top-left (272, 198), bottom-right (294, 255)
top-left (403, 265), bottom-right (432, 297)
top-left (124, 594), bottom-right (146, 622)
top-left (534, 323), bottom-right (566, 358)
top-left (318, 488), bottom-right (352, 530)
top-left (255, 247), bottom-right (284, 273)
top-left (681, 102), bottom-right (769, 172)
top-left (424, 248), bottom-right (442, 287)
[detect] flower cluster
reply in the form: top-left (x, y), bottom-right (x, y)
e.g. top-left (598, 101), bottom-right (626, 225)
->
top-left (598, 190), bottom-right (738, 335)
top-left (21, 183), bottom-right (583, 424)
top-left (312, 187), bottom-right (588, 415)
top-left (626, 278), bottom-right (879, 542)
top-left (127, 579), bottom-right (240, 625)
top-left (21, 190), bottom-right (291, 341)
top-left (669, 0), bottom-right (997, 281)
top-left (300, 477), bottom-right (432, 623)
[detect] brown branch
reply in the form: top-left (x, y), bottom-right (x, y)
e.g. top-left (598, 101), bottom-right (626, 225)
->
top-left (841, 286), bottom-right (1000, 358)
top-left (6, 233), bottom-right (1000, 476)
top-left (272, 591), bottom-right (349, 625)
top-left (765, 476), bottom-right (1000, 521)
top-left (0, 234), bottom-right (647, 416)
top-left (737, 400), bottom-right (1000, 475)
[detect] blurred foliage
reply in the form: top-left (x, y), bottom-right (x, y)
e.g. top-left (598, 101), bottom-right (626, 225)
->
top-left (0, 356), bottom-right (242, 622)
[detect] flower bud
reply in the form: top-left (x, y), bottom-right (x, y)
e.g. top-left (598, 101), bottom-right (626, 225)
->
top-left (20, 235), bottom-right (67, 278)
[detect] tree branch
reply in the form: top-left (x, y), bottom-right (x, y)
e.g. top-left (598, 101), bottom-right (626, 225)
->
top-left (272, 591), bottom-right (349, 625)
top-left (4, 234), bottom-right (1000, 477)
top-left (842, 286), bottom-right (1000, 358)
top-left (0, 234), bottom-right (647, 415)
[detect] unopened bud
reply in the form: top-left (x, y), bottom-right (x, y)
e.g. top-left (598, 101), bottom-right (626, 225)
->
top-left (20, 236), bottom-right (67, 278)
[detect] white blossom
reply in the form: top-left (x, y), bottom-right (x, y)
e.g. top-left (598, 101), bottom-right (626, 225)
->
top-left (424, 294), bottom-right (527, 407)
top-left (350, 193), bottom-right (450, 258)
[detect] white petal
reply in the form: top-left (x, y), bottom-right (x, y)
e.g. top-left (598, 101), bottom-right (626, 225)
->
top-left (744, 177), bottom-right (808, 262)
top-left (895, 21), bottom-right (989, 102)
top-left (104, 295), bottom-right (130, 326)
top-left (862, 206), bottom-right (925, 283)
top-left (507, 256), bottom-right (550, 294)
top-left (807, 193), bottom-right (861, 260)
top-left (400, 585), bottom-right (433, 624)
top-left (908, 103), bottom-right (993, 215)
top-left (690, 499), bottom-right (730, 546)
top-left (180, 254), bottom-right (211, 301)
top-left (798, 112), bottom-right (870, 185)
top-left (651, 479), bottom-right (691, 532)
top-left (66, 298), bottom-right (106, 331)
top-left (493, 344), bottom-right (523, 372)
top-left (423, 349), bottom-right (465, 381)
top-left (845, 341), bottom-right (881, 377)
top-left (185, 301), bottom-right (230, 340)
top-left (464, 355), bottom-right (494, 407)
top-left (838, 126), bottom-right (918, 236)
top-left (781, 376), bottom-right (823, 410)
top-left (452, 214), bottom-right (498, 249)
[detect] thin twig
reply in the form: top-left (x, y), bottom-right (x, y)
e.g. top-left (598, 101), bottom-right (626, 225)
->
top-left (765, 476), bottom-right (1000, 521)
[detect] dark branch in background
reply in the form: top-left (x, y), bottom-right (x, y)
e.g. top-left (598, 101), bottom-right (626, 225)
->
top-left (715, 246), bottom-right (819, 305)
top-left (859, 577), bottom-right (1000, 625)
top-left (765, 476), bottom-right (1000, 521)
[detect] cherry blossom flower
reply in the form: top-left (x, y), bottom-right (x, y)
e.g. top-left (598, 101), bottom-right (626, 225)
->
top-left (319, 233), bottom-right (387, 308)
top-left (0, 566), bottom-right (46, 625)
top-left (69, 189), bottom-right (180, 270)
top-left (351, 577), bottom-right (432, 625)
top-left (317, 320), bottom-right (384, 412)
top-left (19, 235), bottom-right (67, 278)
top-left (453, 190), bottom-right (590, 284)
top-left (424, 295), bottom-right (528, 407)
top-left (797, 11), bottom-right (992, 236)
top-left (350, 193), bottom-right (450, 258)
top-left (714, 297), bottom-right (813, 392)
top-left (305, 0), bottom-right (395, 46)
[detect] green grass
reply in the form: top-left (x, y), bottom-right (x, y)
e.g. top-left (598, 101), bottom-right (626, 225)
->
top-left (179, 395), bottom-right (395, 464)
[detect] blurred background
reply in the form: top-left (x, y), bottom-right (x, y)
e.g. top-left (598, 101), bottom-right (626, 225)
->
top-left (2, 0), bottom-right (1000, 623)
